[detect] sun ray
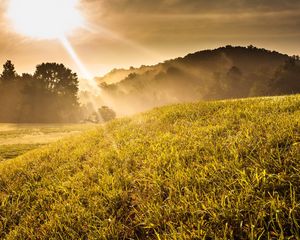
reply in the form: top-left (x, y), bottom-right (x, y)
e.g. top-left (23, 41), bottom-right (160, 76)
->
top-left (59, 36), bottom-right (100, 92)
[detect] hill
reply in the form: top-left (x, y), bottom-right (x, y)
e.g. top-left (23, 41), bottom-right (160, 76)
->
top-left (94, 46), bottom-right (300, 115)
top-left (0, 95), bottom-right (300, 239)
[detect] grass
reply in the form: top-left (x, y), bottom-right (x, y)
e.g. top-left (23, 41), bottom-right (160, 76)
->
top-left (0, 95), bottom-right (300, 239)
top-left (0, 144), bottom-right (42, 160)
top-left (0, 124), bottom-right (96, 160)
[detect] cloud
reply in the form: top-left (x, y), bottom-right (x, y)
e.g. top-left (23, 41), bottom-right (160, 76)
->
top-left (84, 0), bottom-right (300, 15)
top-left (81, 0), bottom-right (300, 39)
top-left (77, 0), bottom-right (300, 68)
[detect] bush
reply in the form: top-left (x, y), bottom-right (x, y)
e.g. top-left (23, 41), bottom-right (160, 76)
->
top-left (98, 106), bottom-right (116, 122)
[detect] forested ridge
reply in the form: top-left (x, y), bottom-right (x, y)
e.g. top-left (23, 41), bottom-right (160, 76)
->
top-left (97, 46), bottom-right (300, 115)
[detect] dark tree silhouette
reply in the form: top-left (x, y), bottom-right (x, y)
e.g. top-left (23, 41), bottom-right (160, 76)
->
top-left (0, 61), bottom-right (81, 123)
top-left (34, 63), bottom-right (78, 98)
top-left (0, 61), bottom-right (20, 122)
top-left (0, 60), bottom-right (17, 83)
top-left (32, 63), bottom-right (80, 122)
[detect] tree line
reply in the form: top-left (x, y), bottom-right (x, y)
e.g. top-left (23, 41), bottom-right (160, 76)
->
top-left (0, 61), bottom-right (117, 123)
top-left (0, 61), bottom-right (81, 123)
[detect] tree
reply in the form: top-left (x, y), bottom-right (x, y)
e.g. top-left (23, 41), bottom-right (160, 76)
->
top-left (270, 58), bottom-right (300, 95)
top-left (0, 60), bottom-right (20, 122)
top-left (0, 60), bottom-right (17, 83)
top-left (98, 106), bottom-right (116, 122)
top-left (0, 61), bottom-right (82, 123)
top-left (221, 66), bottom-right (244, 97)
top-left (34, 63), bottom-right (79, 97)
top-left (33, 63), bottom-right (80, 122)
top-left (34, 63), bottom-right (79, 103)
top-left (18, 73), bottom-right (37, 122)
top-left (85, 106), bottom-right (116, 123)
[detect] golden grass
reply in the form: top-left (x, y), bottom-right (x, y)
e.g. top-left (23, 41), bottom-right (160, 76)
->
top-left (0, 95), bottom-right (300, 239)
top-left (0, 124), bottom-right (96, 159)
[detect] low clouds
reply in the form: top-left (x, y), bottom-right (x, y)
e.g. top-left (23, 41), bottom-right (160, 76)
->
top-left (83, 0), bottom-right (300, 44)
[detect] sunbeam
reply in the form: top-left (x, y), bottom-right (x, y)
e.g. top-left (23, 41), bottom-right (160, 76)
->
top-left (59, 36), bottom-right (112, 127)
top-left (59, 36), bottom-right (101, 95)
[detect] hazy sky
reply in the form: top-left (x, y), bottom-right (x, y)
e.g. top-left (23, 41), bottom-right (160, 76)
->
top-left (0, 0), bottom-right (300, 78)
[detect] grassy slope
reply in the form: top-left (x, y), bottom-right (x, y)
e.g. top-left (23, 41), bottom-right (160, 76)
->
top-left (0, 95), bottom-right (300, 239)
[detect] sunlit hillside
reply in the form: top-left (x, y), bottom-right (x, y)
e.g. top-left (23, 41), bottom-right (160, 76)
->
top-left (0, 95), bottom-right (300, 239)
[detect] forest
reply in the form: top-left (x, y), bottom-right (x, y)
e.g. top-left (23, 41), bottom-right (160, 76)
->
top-left (0, 61), bottom-right (80, 123)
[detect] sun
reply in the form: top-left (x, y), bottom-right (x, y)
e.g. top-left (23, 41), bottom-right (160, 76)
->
top-left (6, 0), bottom-right (84, 39)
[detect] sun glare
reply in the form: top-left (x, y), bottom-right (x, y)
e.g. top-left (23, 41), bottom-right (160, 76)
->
top-left (6, 0), bottom-right (83, 39)
top-left (6, 0), bottom-right (102, 95)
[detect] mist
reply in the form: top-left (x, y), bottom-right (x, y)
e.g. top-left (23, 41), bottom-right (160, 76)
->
top-left (82, 46), bottom-right (300, 117)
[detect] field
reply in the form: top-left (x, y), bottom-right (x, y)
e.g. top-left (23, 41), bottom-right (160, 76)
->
top-left (0, 124), bottom-right (96, 160)
top-left (0, 95), bottom-right (300, 239)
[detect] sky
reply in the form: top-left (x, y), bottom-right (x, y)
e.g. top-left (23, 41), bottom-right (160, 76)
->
top-left (0, 0), bottom-right (300, 78)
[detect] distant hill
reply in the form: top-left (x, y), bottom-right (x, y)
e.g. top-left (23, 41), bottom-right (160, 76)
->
top-left (1, 95), bottom-right (300, 239)
top-left (93, 46), bottom-right (300, 115)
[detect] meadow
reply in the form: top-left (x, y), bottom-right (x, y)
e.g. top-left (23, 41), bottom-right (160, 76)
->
top-left (0, 124), bottom-right (96, 160)
top-left (0, 95), bottom-right (299, 239)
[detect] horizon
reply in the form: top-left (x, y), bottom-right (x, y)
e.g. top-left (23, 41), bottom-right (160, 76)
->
top-left (0, 44), bottom-right (298, 80)
top-left (1, 0), bottom-right (300, 79)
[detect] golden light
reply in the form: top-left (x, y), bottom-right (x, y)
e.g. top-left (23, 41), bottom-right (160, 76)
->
top-left (60, 36), bottom-right (101, 94)
top-left (6, 0), bottom-right (83, 39)
top-left (6, 0), bottom-right (101, 95)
